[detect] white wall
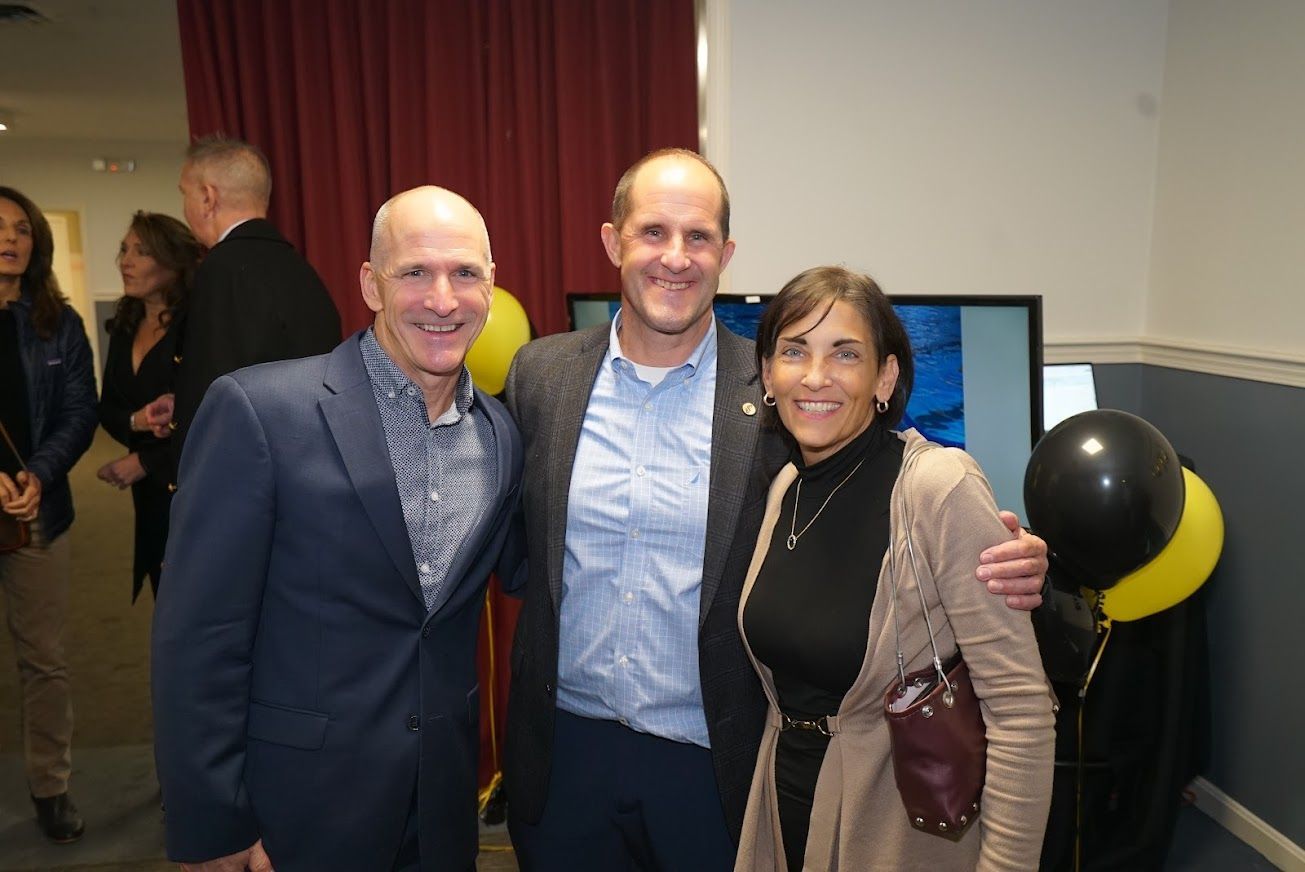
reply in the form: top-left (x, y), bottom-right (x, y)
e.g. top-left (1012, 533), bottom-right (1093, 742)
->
top-left (0, 137), bottom-right (189, 302)
top-left (722, 0), bottom-right (1169, 344)
top-left (1146, 0), bottom-right (1305, 357)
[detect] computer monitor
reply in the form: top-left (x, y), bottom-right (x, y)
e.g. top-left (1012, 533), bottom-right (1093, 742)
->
top-left (565, 292), bottom-right (1043, 521)
top-left (1042, 363), bottom-right (1099, 433)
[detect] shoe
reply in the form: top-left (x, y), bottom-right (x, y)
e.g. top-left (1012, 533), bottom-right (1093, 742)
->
top-left (31, 792), bottom-right (85, 843)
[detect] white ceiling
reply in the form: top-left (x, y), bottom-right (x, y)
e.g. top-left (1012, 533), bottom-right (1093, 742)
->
top-left (0, 0), bottom-right (188, 142)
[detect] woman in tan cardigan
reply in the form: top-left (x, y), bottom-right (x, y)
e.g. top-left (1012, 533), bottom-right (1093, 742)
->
top-left (735, 267), bottom-right (1055, 871)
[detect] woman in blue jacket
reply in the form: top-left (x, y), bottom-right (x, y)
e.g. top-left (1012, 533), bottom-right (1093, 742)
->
top-left (0, 186), bottom-right (97, 843)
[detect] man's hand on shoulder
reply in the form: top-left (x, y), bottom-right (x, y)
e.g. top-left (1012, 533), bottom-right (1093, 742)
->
top-left (976, 511), bottom-right (1048, 611)
top-left (181, 839), bottom-right (273, 872)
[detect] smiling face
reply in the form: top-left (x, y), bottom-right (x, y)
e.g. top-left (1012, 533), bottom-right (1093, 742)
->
top-left (763, 299), bottom-right (900, 466)
top-left (0, 196), bottom-right (34, 288)
top-left (361, 188), bottom-right (494, 410)
top-left (600, 155), bottom-right (735, 365)
top-left (118, 229), bottom-right (177, 305)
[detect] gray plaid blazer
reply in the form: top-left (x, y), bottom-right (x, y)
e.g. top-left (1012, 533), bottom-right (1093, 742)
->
top-left (502, 322), bottom-right (785, 841)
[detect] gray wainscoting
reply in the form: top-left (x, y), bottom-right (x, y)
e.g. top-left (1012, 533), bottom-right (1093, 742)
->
top-left (1094, 362), bottom-right (1305, 848)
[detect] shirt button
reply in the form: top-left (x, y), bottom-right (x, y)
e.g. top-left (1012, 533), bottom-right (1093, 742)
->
top-left (619, 717), bottom-right (629, 727)
top-left (420, 562), bottom-right (430, 574)
top-left (429, 491), bottom-right (440, 501)
top-left (635, 466), bottom-right (646, 477)
top-left (623, 592), bottom-right (634, 604)
top-left (406, 387), bottom-right (417, 396)
top-left (644, 402), bottom-right (653, 411)
top-left (388, 390), bottom-right (396, 399)
top-left (407, 715), bottom-right (420, 731)
top-left (618, 655), bottom-right (630, 667)
top-left (630, 529), bottom-right (640, 540)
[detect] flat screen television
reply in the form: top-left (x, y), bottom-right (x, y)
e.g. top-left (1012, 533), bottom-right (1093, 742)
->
top-left (565, 292), bottom-right (1043, 521)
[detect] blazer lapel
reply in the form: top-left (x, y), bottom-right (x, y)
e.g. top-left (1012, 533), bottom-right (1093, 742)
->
top-left (320, 339), bottom-right (424, 605)
top-left (545, 329), bottom-right (610, 611)
top-left (700, 327), bottom-right (764, 626)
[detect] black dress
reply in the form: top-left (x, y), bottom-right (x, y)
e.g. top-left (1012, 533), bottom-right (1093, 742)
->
top-left (742, 421), bottom-right (904, 871)
top-left (98, 320), bottom-right (179, 601)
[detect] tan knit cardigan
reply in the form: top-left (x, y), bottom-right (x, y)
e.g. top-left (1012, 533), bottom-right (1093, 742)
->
top-left (734, 429), bottom-right (1055, 871)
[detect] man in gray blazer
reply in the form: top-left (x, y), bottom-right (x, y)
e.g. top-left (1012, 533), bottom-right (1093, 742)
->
top-left (503, 148), bottom-right (1050, 869)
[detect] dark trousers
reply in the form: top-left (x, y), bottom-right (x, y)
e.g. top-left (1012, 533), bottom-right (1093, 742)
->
top-left (509, 710), bottom-right (735, 871)
top-left (392, 785), bottom-right (476, 872)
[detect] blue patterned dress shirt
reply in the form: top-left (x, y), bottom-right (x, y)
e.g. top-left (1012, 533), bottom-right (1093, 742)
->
top-left (360, 328), bottom-right (496, 611)
top-left (556, 312), bottom-right (717, 747)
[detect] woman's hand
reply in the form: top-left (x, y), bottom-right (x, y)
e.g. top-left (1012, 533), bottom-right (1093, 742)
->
top-left (96, 453), bottom-right (147, 490)
top-left (0, 470), bottom-right (42, 521)
top-left (139, 393), bottom-right (175, 438)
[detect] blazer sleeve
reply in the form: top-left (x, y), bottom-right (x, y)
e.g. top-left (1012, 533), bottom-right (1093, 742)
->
top-left (922, 452), bottom-right (1055, 872)
top-left (27, 309), bottom-right (98, 488)
top-left (172, 257), bottom-right (247, 449)
top-left (151, 375), bottom-right (276, 861)
top-left (97, 332), bottom-right (134, 448)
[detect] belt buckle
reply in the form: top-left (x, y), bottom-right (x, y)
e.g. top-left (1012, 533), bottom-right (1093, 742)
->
top-left (779, 712), bottom-right (832, 737)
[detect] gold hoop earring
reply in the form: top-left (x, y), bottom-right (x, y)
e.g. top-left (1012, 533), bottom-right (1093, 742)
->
top-left (875, 398), bottom-right (889, 414)
top-left (762, 392), bottom-right (777, 407)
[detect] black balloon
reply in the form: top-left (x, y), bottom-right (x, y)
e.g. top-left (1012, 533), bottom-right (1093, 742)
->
top-left (1024, 410), bottom-right (1184, 590)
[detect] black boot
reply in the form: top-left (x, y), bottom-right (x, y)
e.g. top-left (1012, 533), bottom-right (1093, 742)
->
top-left (31, 792), bottom-right (85, 843)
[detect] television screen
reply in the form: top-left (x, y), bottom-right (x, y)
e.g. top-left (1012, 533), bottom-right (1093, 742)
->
top-left (565, 292), bottom-right (1042, 521)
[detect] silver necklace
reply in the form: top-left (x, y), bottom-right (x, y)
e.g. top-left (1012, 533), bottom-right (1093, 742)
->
top-left (786, 457), bottom-right (867, 551)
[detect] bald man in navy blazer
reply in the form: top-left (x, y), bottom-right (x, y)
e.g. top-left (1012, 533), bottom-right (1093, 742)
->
top-left (153, 187), bottom-right (523, 871)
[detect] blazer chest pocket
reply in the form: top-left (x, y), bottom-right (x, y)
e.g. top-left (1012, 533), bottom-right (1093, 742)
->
top-left (247, 700), bottom-right (329, 750)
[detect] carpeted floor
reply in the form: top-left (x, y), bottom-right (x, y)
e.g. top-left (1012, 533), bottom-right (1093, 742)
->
top-left (0, 431), bottom-right (517, 870)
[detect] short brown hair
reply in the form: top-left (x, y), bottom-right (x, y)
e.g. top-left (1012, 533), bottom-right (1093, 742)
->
top-left (611, 148), bottom-right (730, 240)
top-left (756, 266), bottom-right (915, 427)
top-left (186, 135), bottom-right (273, 209)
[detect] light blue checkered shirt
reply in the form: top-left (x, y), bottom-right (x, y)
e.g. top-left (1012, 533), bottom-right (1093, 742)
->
top-left (360, 328), bottom-right (496, 611)
top-left (556, 312), bottom-right (717, 747)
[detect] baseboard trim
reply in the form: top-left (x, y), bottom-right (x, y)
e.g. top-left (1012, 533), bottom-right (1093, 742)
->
top-left (1189, 776), bottom-right (1305, 871)
top-left (1044, 337), bottom-right (1305, 388)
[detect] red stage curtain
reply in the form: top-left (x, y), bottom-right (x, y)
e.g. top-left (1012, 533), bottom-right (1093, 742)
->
top-left (176, 0), bottom-right (698, 792)
top-left (176, 0), bottom-right (698, 337)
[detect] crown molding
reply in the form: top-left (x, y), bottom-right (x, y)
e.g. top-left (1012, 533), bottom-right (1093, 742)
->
top-left (1045, 336), bottom-right (1305, 388)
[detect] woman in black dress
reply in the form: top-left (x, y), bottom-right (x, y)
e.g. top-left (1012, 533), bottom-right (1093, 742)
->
top-left (96, 211), bottom-right (201, 601)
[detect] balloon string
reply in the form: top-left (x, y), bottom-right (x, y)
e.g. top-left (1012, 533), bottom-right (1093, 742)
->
top-left (1075, 614), bottom-right (1113, 872)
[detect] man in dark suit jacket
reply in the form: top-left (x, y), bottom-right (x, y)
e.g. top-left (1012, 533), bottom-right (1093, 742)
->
top-left (503, 149), bottom-right (1050, 869)
top-left (153, 187), bottom-right (522, 871)
top-left (154, 136), bottom-right (340, 486)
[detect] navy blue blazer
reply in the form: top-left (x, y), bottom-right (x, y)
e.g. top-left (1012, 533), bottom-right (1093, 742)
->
top-left (152, 333), bottom-right (524, 870)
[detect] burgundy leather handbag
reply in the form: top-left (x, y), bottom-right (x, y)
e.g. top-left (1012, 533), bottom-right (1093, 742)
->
top-left (882, 448), bottom-right (987, 839)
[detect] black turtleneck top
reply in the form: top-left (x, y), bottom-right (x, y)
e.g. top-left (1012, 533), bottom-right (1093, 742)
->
top-left (742, 419), bottom-right (904, 869)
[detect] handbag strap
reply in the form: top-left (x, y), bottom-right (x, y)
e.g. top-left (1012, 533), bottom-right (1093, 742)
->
top-left (0, 419), bottom-right (28, 472)
top-left (888, 444), bottom-right (952, 698)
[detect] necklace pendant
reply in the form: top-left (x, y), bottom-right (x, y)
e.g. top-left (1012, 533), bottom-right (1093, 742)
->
top-left (786, 533), bottom-right (798, 551)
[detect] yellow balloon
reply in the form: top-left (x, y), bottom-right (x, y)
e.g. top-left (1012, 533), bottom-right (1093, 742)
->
top-left (1099, 468), bottom-right (1223, 622)
top-left (465, 287), bottom-right (531, 395)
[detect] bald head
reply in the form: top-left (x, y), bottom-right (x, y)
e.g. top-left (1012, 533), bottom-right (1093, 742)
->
top-left (370, 186), bottom-right (492, 269)
top-left (612, 148), bottom-right (730, 240)
top-left (360, 185), bottom-right (496, 414)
